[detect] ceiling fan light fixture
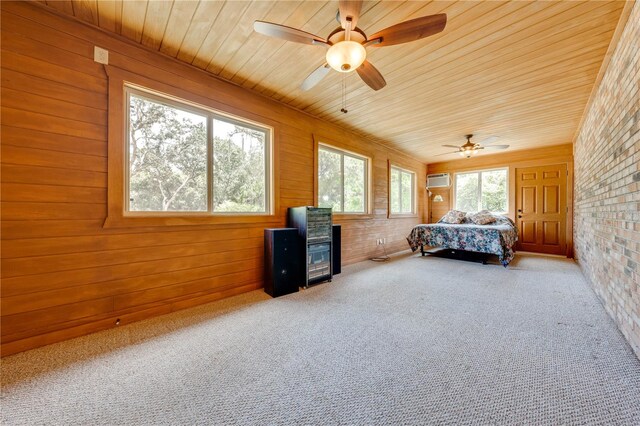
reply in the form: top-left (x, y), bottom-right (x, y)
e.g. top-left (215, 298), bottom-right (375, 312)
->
top-left (459, 146), bottom-right (475, 158)
top-left (326, 41), bottom-right (366, 73)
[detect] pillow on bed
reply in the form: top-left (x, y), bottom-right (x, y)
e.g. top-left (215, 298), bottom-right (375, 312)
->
top-left (440, 210), bottom-right (467, 224)
top-left (465, 210), bottom-right (489, 219)
top-left (467, 210), bottom-right (497, 225)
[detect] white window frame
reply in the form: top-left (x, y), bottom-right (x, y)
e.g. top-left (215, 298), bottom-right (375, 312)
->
top-left (317, 143), bottom-right (369, 214)
top-left (454, 167), bottom-right (508, 214)
top-left (125, 85), bottom-right (273, 216)
top-left (389, 165), bottom-right (416, 215)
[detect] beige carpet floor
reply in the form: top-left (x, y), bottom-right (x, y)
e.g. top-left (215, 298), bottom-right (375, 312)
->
top-left (2, 252), bottom-right (640, 425)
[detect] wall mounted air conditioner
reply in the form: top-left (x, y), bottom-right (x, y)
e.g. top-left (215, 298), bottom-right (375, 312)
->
top-left (426, 173), bottom-right (450, 188)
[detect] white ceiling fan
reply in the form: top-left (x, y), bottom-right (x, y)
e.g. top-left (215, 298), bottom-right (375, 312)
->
top-left (438, 134), bottom-right (509, 158)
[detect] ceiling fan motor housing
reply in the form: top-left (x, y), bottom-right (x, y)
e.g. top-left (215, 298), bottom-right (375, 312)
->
top-left (327, 27), bottom-right (367, 44)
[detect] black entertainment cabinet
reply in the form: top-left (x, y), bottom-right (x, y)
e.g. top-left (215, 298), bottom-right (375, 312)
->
top-left (287, 207), bottom-right (333, 287)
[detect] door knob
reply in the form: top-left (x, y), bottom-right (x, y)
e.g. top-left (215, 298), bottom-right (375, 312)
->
top-left (517, 209), bottom-right (522, 212)
top-left (518, 215), bottom-right (522, 218)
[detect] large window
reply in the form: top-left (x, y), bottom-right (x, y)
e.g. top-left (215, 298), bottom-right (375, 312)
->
top-left (317, 145), bottom-right (368, 213)
top-left (390, 166), bottom-right (415, 215)
top-left (455, 168), bottom-right (507, 213)
top-left (126, 87), bottom-right (271, 214)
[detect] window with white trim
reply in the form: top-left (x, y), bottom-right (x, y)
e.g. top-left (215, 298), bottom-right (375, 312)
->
top-left (454, 168), bottom-right (508, 213)
top-left (390, 166), bottom-right (415, 214)
top-left (317, 144), bottom-right (368, 213)
top-left (126, 87), bottom-right (271, 214)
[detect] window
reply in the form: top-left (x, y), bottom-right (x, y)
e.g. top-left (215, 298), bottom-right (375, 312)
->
top-left (455, 168), bottom-right (508, 213)
top-left (317, 144), bottom-right (368, 213)
top-left (390, 166), bottom-right (415, 215)
top-left (126, 87), bottom-right (271, 214)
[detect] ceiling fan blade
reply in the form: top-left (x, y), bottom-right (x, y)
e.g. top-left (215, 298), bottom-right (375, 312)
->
top-left (368, 14), bottom-right (447, 47)
top-left (254, 21), bottom-right (327, 45)
top-left (479, 135), bottom-right (500, 145)
top-left (442, 145), bottom-right (461, 149)
top-left (356, 60), bottom-right (386, 91)
top-left (339, 0), bottom-right (363, 29)
top-left (435, 151), bottom-right (460, 156)
top-left (484, 144), bottom-right (510, 150)
top-left (300, 64), bottom-right (331, 91)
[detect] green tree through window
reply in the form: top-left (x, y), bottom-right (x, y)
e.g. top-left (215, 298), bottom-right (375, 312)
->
top-left (390, 166), bottom-right (415, 214)
top-left (318, 145), bottom-right (368, 214)
top-left (128, 95), bottom-right (208, 212)
top-left (212, 119), bottom-right (266, 213)
top-left (318, 149), bottom-right (342, 212)
top-left (455, 169), bottom-right (507, 213)
top-left (127, 89), bottom-right (270, 214)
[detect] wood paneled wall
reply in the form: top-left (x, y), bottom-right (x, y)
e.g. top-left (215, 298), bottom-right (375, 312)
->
top-left (426, 145), bottom-right (574, 254)
top-left (0, 2), bottom-right (426, 356)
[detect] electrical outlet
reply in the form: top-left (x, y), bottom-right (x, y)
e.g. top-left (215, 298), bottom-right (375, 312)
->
top-left (94, 46), bottom-right (109, 64)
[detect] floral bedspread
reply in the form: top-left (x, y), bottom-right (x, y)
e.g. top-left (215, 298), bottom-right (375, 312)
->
top-left (406, 216), bottom-right (518, 266)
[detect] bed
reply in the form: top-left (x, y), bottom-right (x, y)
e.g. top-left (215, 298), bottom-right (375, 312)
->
top-left (406, 215), bottom-right (518, 267)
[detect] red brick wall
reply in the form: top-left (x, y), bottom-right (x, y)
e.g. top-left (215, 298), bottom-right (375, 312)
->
top-left (574, 2), bottom-right (640, 357)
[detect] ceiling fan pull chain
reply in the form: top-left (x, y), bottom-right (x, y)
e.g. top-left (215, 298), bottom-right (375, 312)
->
top-left (340, 73), bottom-right (348, 114)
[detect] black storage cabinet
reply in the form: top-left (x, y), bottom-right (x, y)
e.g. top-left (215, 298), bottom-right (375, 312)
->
top-left (287, 207), bottom-right (333, 287)
top-left (264, 228), bottom-right (300, 297)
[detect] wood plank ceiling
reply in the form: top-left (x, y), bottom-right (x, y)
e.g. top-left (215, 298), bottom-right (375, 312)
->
top-left (40, 0), bottom-right (625, 163)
